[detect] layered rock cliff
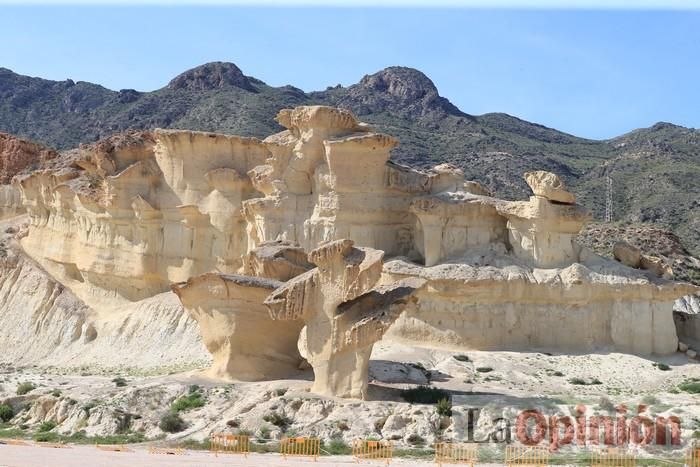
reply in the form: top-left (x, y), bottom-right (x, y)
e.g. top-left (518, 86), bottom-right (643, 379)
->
top-left (4, 105), bottom-right (698, 394)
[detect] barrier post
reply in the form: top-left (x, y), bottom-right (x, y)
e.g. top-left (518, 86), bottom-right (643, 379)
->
top-left (352, 439), bottom-right (393, 464)
top-left (687, 440), bottom-right (700, 467)
top-left (504, 445), bottom-right (549, 466)
top-left (280, 436), bottom-right (321, 461)
top-left (210, 433), bottom-right (250, 457)
top-left (434, 442), bottom-right (478, 466)
top-left (591, 447), bottom-right (636, 467)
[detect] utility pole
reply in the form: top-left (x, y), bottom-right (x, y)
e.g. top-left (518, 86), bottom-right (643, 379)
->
top-left (605, 175), bottom-right (613, 223)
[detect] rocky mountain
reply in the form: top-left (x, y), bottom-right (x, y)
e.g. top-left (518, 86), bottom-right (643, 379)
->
top-left (0, 61), bottom-right (698, 255)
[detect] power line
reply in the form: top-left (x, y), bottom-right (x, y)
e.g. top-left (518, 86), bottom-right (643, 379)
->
top-left (605, 175), bottom-right (613, 223)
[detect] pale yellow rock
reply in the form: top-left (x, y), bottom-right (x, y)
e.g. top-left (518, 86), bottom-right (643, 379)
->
top-left (641, 254), bottom-right (674, 279)
top-left (9, 104), bottom-right (699, 385)
top-left (524, 170), bottom-right (576, 204)
top-left (265, 239), bottom-right (425, 399)
top-left (172, 273), bottom-right (303, 381)
top-left (613, 240), bottom-right (642, 268)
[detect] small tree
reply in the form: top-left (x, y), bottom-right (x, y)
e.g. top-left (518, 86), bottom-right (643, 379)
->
top-left (159, 412), bottom-right (186, 433)
top-left (0, 404), bottom-right (14, 422)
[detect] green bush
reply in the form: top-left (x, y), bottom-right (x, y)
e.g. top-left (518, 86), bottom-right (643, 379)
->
top-left (401, 386), bottom-right (450, 404)
top-left (0, 404), bottom-right (14, 422)
top-left (453, 354), bottom-right (470, 362)
top-left (112, 377), bottom-right (127, 387)
top-left (475, 367), bottom-right (493, 373)
top-left (569, 377), bottom-right (602, 386)
top-left (159, 412), bottom-right (186, 433)
top-left (16, 382), bottom-right (36, 395)
top-left (436, 398), bottom-right (452, 417)
top-left (325, 438), bottom-right (351, 455)
top-left (171, 391), bottom-right (206, 413)
top-left (263, 411), bottom-right (291, 428)
top-left (654, 363), bottom-right (671, 371)
top-left (34, 432), bottom-right (59, 442)
top-left (38, 420), bottom-right (57, 432)
top-left (407, 434), bottom-right (425, 446)
top-left (678, 378), bottom-right (700, 394)
top-left (258, 426), bottom-right (271, 440)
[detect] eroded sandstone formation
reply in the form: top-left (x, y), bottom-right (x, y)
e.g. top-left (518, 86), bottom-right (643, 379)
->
top-left (12, 105), bottom-right (699, 398)
top-left (171, 240), bottom-right (312, 381)
top-left (265, 239), bottom-right (425, 398)
top-left (0, 133), bottom-right (58, 218)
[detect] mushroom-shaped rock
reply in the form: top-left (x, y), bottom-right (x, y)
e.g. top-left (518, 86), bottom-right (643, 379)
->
top-left (243, 240), bottom-right (313, 281)
top-left (495, 184), bottom-right (591, 268)
top-left (524, 170), bottom-right (576, 204)
top-left (264, 239), bottom-right (425, 399)
top-left (172, 273), bottom-right (304, 381)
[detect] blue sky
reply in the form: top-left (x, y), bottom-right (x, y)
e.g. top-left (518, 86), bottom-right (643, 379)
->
top-left (1, 4), bottom-right (699, 139)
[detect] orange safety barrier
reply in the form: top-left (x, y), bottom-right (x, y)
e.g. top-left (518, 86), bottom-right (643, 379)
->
top-left (687, 441), bottom-right (700, 467)
top-left (148, 446), bottom-right (186, 455)
top-left (504, 445), bottom-right (549, 466)
top-left (0, 439), bottom-right (30, 446)
top-left (210, 433), bottom-right (249, 457)
top-left (591, 447), bottom-right (636, 467)
top-left (96, 444), bottom-right (132, 452)
top-left (280, 436), bottom-right (320, 461)
top-left (36, 442), bottom-right (71, 449)
top-left (352, 439), bottom-right (392, 464)
top-left (434, 443), bottom-right (479, 466)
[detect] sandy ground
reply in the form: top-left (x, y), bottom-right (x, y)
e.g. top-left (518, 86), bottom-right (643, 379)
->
top-left (1, 346), bottom-right (698, 466)
top-left (0, 444), bottom-right (491, 467)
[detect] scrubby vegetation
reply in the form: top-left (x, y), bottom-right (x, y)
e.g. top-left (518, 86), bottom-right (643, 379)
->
top-left (171, 386), bottom-right (206, 412)
top-left (436, 398), bottom-right (452, 417)
top-left (569, 377), bottom-right (602, 386)
top-left (159, 412), bottom-right (186, 433)
top-left (112, 377), bottom-right (127, 387)
top-left (678, 378), bottom-right (700, 394)
top-left (263, 411), bottom-right (291, 428)
top-left (401, 386), bottom-right (450, 404)
top-left (16, 382), bottom-right (36, 395)
top-left (0, 404), bottom-right (14, 422)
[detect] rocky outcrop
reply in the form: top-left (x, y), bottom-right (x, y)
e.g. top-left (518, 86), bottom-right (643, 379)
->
top-left (265, 239), bottom-right (425, 399)
top-left (16, 129), bottom-right (268, 303)
top-left (0, 217), bottom-right (207, 370)
top-left (0, 133), bottom-right (58, 218)
top-left (613, 240), bottom-right (642, 268)
top-left (523, 170), bottom-right (576, 204)
top-left (172, 273), bottom-right (303, 381)
top-left (167, 62), bottom-right (257, 92)
top-left (12, 105), bottom-right (699, 394)
top-left (0, 133), bottom-right (57, 184)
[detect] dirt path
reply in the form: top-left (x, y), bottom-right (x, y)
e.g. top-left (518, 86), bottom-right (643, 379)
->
top-left (0, 444), bottom-right (464, 467)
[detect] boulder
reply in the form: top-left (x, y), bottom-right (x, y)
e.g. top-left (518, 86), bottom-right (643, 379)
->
top-left (524, 170), bottom-right (576, 204)
top-left (613, 241), bottom-right (642, 268)
top-left (641, 255), bottom-right (674, 279)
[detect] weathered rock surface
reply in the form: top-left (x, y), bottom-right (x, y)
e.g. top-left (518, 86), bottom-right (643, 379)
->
top-left (173, 273), bottom-right (303, 381)
top-left (0, 217), bottom-right (207, 370)
top-left (0, 133), bottom-right (58, 219)
top-left (7, 104), bottom-right (699, 390)
top-left (242, 240), bottom-right (313, 281)
top-left (613, 240), bottom-right (642, 268)
top-left (265, 239), bottom-right (425, 399)
top-left (523, 170), bottom-right (576, 204)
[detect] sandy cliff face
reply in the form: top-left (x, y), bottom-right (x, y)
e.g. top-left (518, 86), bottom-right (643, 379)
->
top-left (6, 105), bottom-right (699, 388)
top-left (0, 217), bottom-right (208, 370)
top-left (16, 130), bottom-right (267, 303)
top-left (0, 133), bottom-right (58, 219)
